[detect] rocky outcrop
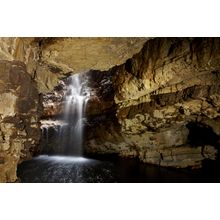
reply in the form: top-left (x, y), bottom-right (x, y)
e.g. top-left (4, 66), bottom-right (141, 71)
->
top-left (41, 81), bottom-right (66, 118)
top-left (42, 70), bottom-right (116, 118)
top-left (0, 37), bottom-right (40, 78)
top-left (35, 37), bottom-right (149, 93)
top-left (39, 120), bottom-right (69, 155)
top-left (85, 38), bottom-right (220, 168)
top-left (0, 37), bottom-right (149, 94)
top-left (0, 61), bottom-right (42, 182)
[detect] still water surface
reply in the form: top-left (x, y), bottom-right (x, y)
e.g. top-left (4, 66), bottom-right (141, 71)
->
top-left (17, 154), bottom-right (220, 183)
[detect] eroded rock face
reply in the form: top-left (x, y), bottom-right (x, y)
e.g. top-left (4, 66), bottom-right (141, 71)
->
top-left (0, 37), bottom-right (150, 182)
top-left (33, 37), bottom-right (220, 169)
top-left (42, 70), bottom-right (116, 118)
top-left (36, 37), bottom-right (149, 93)
top-left (0, 37), bottom-right (40, 77)
top-left (2, 37), bottom-right (220, 182)
top-left (0, 61), bottom-right (42, 182)
top-left (85, 38), bottom-right (220, 168)
top-left (0, 37), bottom-right (149, 94)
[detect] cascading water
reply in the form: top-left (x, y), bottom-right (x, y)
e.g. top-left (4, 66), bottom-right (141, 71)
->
top-left (61, 73), bottom-right (90, 156)
top-left (42, 126), bottom-right (49, 143)
top-left (41, 73), bottom-right (90, 156)
top-left (37, 73), bottom-right (96, 181)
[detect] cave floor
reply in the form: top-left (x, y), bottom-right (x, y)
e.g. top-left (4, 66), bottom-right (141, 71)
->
top-left (17, 154), bottom-right (220, 183)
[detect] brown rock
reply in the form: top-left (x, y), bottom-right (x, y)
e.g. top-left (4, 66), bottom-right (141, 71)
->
top-left (0, 60), bottom-right (42, 182)
top-left (85, 38), bottom-right (220, 169)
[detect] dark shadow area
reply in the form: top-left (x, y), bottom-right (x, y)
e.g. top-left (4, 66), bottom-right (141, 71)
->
top-left (17, 154), bottom-right (220, 183)
top-left (186, 121), bottom-right (220, 176)
top-left (186, 122), bottom-right (219, 146)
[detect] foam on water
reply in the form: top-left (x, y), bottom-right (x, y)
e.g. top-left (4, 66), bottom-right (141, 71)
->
top-left (36, 155), bottom-right (92, 163)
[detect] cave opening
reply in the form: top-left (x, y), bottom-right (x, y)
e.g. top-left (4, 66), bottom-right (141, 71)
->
top-left (186, 122), bottom-right (219, 147)
top-left (186, 121), bottom-right (220, 173)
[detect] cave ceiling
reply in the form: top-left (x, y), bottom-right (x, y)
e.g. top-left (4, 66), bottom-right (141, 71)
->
top-left (0, 37), bottom-right (150, 93)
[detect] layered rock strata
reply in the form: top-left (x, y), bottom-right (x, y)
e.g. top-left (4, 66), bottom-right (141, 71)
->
top-left (42, 70), bottom-right (115, 118)
top-left (35, 37), bottom-right (149, 93)
top-left (0, 37), bottom-right (149, 182)
top-left (0, 37), bottom-right (149, 94)
top-left (2, 37), bottom-right (220, 182)
top-left (40, 38), bottom-right (220, 169)
top-left (85, 38), bottom-right (220, 168)
top-left (0, 61), bottom-right (42, 182)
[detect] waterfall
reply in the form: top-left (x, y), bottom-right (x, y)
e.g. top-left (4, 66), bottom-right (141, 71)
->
top-left (42, 126), bottom-right (49, 143)
top-left (62, 73), bottom-right (89, 156)
top-left (40, 73), bottom-right (89, 156)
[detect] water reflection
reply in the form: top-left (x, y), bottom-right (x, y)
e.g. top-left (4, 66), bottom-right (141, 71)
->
top-left (17, 155), bottom-right (220, 183)
top-left (18, 155), bottom-right (115, 183)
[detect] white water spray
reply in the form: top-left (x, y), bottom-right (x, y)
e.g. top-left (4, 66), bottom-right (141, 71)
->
top-left (63, 74), bottom-right (89, 155)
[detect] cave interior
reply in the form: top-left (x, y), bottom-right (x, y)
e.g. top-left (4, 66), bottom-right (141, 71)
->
top-left (0, 37), bottom-right (220, 183)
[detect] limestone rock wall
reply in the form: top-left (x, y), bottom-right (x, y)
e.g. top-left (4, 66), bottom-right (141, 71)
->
top-left (42, 70), bottom-right (116, 119)
top-left (2, 37), bottom-right (220, 181)
top-left (35, 37), bottom-right (149, 93)
top-left (0, 37), bottom-right (149, 182)
top-left (0, 37), bottom-right (40, 78)
top-left (85, 38), bottom-right (220, 168)
top-left (0, 61), bottom-right (42, 182)
top-left (0, 37), bottom-right (149, 94)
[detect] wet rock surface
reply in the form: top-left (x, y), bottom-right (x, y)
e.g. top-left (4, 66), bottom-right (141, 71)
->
top-left (42, 70), bottom-right (116, 119)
